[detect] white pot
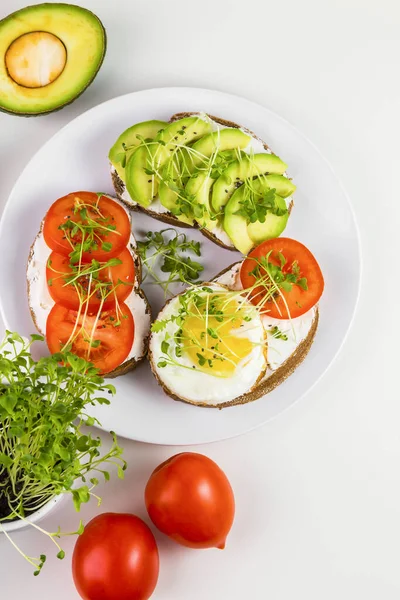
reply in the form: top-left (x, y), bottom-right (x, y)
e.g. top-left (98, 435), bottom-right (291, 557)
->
top-left (0, 493), bottom-right (66, 533)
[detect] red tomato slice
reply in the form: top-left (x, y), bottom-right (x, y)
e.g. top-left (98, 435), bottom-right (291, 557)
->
top-left (240, 238), bottom-right (324, 319)
top-left (46, 302), bottom-right (134, 374)
top-left (46, 248), bottom-right (135, 311)
top-left (43, 192), bottom-right (131, 261)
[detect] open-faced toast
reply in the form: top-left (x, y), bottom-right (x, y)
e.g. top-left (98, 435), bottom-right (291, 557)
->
top-left (27, 193), bottom-right (151, 378)
top-left (109, 112), bottom-right (294, 254)
top-left (148, 256), bottom-right (320, 408)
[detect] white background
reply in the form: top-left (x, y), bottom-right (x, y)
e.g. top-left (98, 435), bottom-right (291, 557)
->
top-left (0, 0), bottom-right (398, 598)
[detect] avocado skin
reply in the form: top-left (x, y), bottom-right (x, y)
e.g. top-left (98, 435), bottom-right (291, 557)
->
top-left (0, 3), bottom-right (107, 117)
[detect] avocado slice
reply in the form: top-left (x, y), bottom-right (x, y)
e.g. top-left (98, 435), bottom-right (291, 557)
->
top-left (167, 131), bottom-right (250, 228)
top-left (189, 128), bottom-right (251, 172)
top-left (158, 148), bottom-right (195, 225)
top-left (109, 120), bottom-right (167, 182)
top-left (125, 144), bottom-right (166, 208)
top-left (158, 183), bottom-right (195, 225)
top-left (246, 194), bottom-right (289, 244)
top-left (0, 3), bottom-right (106, 116)
top-left (156, 117), bottom-right (212, 148)
top-left (125, 117), bottom-right (212, 208)
top-left (224, 178), bottom-right (291, 254)
top-left (183, 173), bottom-right (216, 229)
top-left (212, 153), bottom-right (287, 213)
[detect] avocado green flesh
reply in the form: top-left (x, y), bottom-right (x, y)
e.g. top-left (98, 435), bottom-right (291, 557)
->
top-left (125, 145), bottom-right (163, 208)
top-left (212, 153), bottom-right (287, 213)
top-left (109, 120), bottom-right (167, 182)
top-left (156, 117), bottom-right (212, 148)
top-left (189, 128), bottom-right (251, 172)
top-left (224, 178), bottom-right (290, 254)
top-left (126, 117), bottom-right (212, 208)
top-left (158, 148), bottom-right (194, 224)
top-left (247, 195), bottom-right (289, 243)
top-left (185, 173), bottom-right (216, 229)
top-left (158, 183), bottom-right (194, 225)
top-left (172, 137), bottom-right (251, 230)
top-left (0, 3), bottom-right (106, 115)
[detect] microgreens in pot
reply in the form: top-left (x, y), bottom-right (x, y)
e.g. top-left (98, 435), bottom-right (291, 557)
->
top-left (137, 228), bottom-right (203, 297)
top-left (0, 332), bottom-right (126, 575)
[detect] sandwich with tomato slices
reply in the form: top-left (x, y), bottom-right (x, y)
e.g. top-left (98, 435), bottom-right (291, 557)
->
top-left (148, 237), bottom-right (324, 407)
top-left (27, 192), bottom-right (151, 377)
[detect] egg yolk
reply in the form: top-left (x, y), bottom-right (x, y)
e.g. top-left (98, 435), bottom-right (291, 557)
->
top-left (181, 295), bottom-right (255, 377)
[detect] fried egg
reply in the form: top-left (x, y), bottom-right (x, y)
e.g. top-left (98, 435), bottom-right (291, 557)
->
top-left (149, 283), bottom-right (267, 406)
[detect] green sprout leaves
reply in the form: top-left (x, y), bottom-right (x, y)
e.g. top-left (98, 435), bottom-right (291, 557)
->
top-left (234, 187), bottom-right (288, 224)
top-left (0, 333), bottom-right (126, 574)
top-left (137, 228), bottom-right (203, 296)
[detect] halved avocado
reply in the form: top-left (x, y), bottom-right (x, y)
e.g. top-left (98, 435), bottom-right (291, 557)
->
top-left (224, 178), bottom-right (290, 254)
top-left (212, 153), bottom-right (287, 213)
top-left (109, 120), bottom-right (167, 182)
top-left (0, 3), bottom-right (106, 116)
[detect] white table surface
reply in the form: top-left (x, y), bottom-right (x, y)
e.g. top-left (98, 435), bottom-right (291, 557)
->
top-left (0, 0), bottom-right (398, 598)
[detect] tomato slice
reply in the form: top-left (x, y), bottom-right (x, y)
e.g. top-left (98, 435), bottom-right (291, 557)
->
top-left (240, 238), bottom-right (324, 319)
top-left (46, 302), bottom-right (134, 374)
top-left (43, 192), bottom-right (131, 261)
top-left (46, 248), bottom-right (135, 311)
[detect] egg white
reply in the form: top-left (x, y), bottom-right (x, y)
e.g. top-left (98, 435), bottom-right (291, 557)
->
top-left (149, 283), bottom-right (267, 406)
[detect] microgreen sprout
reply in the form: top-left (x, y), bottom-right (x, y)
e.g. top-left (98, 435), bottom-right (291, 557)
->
top-left (152, 286), bottom-right (259, 376)
top-left (0, 332), bottom-right (126, 574)
top-left (137, 229), bottom-right (203, 297)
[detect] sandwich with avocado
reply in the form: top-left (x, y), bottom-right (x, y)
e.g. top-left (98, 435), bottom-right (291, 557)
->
top-left (109, 113), bottom-right (296, 255)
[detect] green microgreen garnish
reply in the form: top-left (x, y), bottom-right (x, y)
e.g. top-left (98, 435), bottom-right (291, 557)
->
top-left (137, 228), bottom-right (203, 297)
top-left (234, 186), bottom-right (288, 224)
top-left (246, 251), bottom-right (308, 317)
top-left (0, 332), bottom-right (126, 575)
top-left (151, 286), bottom-right (259, 376)
top-left (48, 194), bottom-right (134, 359)
top-left (58, 195), bottom-right (119, 265)
top-left (269, 326), bottom-right (288, 341)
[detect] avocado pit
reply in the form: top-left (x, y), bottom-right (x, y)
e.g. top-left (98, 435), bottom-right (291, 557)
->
top-left (5, 31), bottom-right (67, 88)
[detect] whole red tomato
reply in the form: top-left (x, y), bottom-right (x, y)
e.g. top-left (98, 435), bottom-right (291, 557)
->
top-left (145, 452), bottom-right (235, 549)
top-left (72, 513), bottom-right (159, 600)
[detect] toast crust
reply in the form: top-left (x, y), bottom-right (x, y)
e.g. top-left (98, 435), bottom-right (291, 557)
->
top-left (148, 265), bottom-right (318, 408)
top-left (110, 112), bottom-right (293, 252)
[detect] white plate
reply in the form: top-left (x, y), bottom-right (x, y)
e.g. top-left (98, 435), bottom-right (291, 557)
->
top-left (0, 88), bottom-right (361, 445)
